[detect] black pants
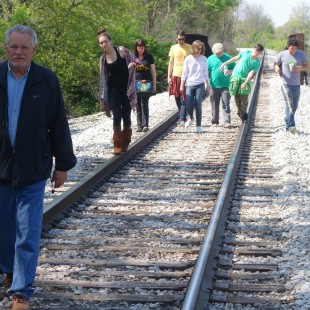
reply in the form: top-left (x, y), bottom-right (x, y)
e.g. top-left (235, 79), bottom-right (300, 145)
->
top-left (136, 95), bottom-right (150, 129)
top-left (109, 88), bottom-right (131, 127)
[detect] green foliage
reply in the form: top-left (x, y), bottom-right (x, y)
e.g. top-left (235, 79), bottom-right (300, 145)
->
top-left (8, 0), bottom-right (308, 117)
top-left (143, 37), bottom-right (171, 91)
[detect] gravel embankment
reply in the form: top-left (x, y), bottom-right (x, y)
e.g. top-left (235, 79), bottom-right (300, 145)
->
top-left (65, 77), bottom-right (310, 309)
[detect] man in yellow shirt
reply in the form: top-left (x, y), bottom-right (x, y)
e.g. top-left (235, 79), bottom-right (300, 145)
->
top-left (167, 30), bottom-right (191, 126)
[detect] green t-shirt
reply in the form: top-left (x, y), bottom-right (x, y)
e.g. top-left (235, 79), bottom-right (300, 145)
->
top-left (232, 50), bottom-right (260, 78)
top-left (208, 53), bottom-right (235, 88)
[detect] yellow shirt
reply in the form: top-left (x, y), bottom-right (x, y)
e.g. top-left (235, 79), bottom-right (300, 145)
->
top-left (169, 43), bottom-right (191, 77)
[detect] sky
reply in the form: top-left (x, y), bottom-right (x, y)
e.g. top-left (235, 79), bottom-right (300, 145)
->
top-left (243, 0), bottom-right (304, 27)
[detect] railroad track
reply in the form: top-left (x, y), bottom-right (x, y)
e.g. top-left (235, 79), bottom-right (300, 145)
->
top-left (32, 120), bottom-right (238, 309)
top-left (1, 51), bottom-right (294, 309)
top-left (183, 54), bottom-right (293, 309)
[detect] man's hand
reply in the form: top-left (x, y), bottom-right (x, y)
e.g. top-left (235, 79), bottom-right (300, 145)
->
top-left (274, 64), bottom-right (281, 75)
top-left (51, 170), bottom-right (68, 188)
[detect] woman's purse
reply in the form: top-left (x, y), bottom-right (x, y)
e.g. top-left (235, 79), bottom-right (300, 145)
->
top-left (135, 80), bottom-right (153, 96)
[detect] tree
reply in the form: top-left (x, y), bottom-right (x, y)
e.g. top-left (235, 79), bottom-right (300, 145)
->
top-left (234, 3), bottom-right (274, 47)
top-left (0, 0), bottom-right (243, 117)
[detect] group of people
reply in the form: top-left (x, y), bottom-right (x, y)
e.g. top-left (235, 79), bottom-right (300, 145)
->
top-left (168, 30), bottom-right (309, 135)
top-left (168, 30), bottom-right (265, 131)
top-left (98, 30), bottom-right (157, 154)
top-left (0, 23), bottom-right (308, 310)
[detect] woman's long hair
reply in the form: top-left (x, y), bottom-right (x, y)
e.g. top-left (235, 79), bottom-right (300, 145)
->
top-left (134, 39), bottom-right (148, 58)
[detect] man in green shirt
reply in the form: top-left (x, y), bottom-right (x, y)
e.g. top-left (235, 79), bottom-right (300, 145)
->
top-left (220, 44), bottom-right (264, 122)
top-left (208, 43), bottom-right (235, 128)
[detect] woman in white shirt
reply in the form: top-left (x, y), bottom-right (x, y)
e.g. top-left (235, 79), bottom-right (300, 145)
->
top-left (180, 40), bottom-right (210, 133)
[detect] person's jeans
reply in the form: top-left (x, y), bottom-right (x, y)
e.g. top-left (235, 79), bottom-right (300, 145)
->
top-left (109, 88), bottom-right (132, 127)
top-left (284, 85), bottom-right (300, 129)
top-left (0, 180), bottom-right (46, 299)
top-left (175, 96), bottom-right (187, 122)
top-left (210, 87), bottom-right (231, 125)
top-left (186, 83), bottom-right (205, 126)
top-left (136, 95), bottom-right (150, 128)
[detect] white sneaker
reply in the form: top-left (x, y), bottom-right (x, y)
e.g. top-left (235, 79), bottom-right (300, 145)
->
top-left (289, 127), bottom-right (297, 134)
top-left (185, 119), bottom-right (194, 127)
top-left (195, 126), bottom-right (203, 133)
top-left (178, 121), bottom-right (185, 127)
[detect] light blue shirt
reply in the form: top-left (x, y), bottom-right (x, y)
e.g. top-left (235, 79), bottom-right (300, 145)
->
top-left (7, 64), bottom-right (29, 147)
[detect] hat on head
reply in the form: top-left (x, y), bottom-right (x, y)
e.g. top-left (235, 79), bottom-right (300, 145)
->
top-left (212, 43), bottom-right (224, 54)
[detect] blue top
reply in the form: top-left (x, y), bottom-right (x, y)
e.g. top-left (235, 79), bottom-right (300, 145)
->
top-left (7, 64), bottom-right (29, 147)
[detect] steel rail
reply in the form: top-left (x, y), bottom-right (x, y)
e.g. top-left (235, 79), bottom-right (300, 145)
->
top-left (182, 53), bottom-right (265, 310)
top-left (43, 111), bottom-right (178, 227)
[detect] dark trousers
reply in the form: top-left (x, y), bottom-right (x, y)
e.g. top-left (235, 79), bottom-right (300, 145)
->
top-left (136, 95), bottom-right (150, 129)
top-left (234, 94), bottom-right (249, 120)
top-left (109, 88), bottom-right (131, 127)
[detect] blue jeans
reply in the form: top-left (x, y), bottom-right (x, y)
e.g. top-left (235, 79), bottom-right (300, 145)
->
top-left (210, 87), bottom-right (231, 125)
top-left (0, 180), bottom-right (46, 299)
top-left (284, 85), bottom-right (300, 129)
top-left (186, 83), bottom-right (205, 126)
top-left (175, 96), bottom-right (187, 122)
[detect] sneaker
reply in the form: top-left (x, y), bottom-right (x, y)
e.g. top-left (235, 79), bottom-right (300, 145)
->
top-left (242, 113), bottom-right (248, 123)
top-left (142, 127), bottom-right (149, 132)
top-left (185, 119), bottom-right (194, 127)
top-left (195, 126), bottom-right (203, 133)
top-left (11, 294), bottom-right (30, 310)
top-left (224, 123), bottom-right (232, 129)
top-left (136, 128), bottom-right (143, 132)
top-left (212, 123), bottom-right (218, 127)
top-left (289, 126), bottom-right (296, 134)
top-left (178, 121), bottom-right (185, 127)
top-left (3, 273), bottom-right (13, 296)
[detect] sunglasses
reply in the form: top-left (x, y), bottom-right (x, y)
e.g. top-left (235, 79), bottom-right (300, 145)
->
top-left (177, 38), bottom-right (185, 41)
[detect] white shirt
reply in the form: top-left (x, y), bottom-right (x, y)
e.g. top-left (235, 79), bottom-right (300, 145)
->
top-left (181, 54), bottom-right (209, 86)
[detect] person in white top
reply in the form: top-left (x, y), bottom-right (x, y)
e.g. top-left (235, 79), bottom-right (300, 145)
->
top-left (180, 40), bottom-right (210, 133)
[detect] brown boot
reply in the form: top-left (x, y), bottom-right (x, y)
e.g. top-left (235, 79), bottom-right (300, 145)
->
top-left (11, 293), bottom-right (30, 310)
top-left (3, 273), bottom-right (13, 296)
top-left (113, 125), bottom-right (123, 155)
top-left (113, 132), bottom-right (123, 155)
top-left (121, 127), bottom-right (132, 152)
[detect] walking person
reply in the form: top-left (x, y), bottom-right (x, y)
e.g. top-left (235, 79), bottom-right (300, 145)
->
top-left (0, 24), bottom-right (76, 310)
top-left (134, 39), bottom-right (156, 133)
top-left (167, 30), bottom-right (191, 126)
top-left (274, 38), bottom-right (309, 133)
top-left (180, 40), bottom-right (210, 133)
top-left (98, 29), bottom-right (141, 154)
top-left (220, 44), bottom-right (264, 122)
top-left (208, 43), bottom-right (235, 128)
